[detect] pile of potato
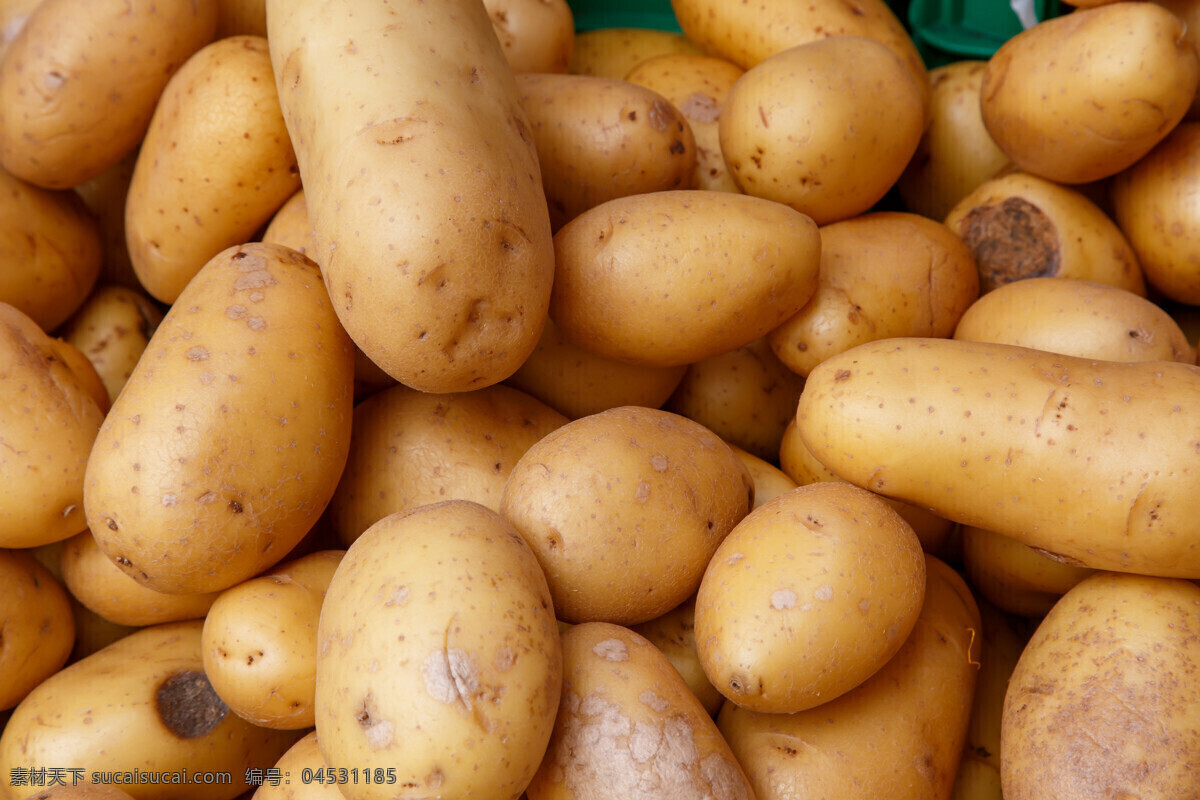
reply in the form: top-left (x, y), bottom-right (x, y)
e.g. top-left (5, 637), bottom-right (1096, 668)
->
top-left (2, 0), bottom-right (1200, 799)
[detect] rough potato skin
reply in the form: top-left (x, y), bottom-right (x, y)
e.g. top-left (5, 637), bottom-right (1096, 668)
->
top-left (267, 0), bottom-right (554, 393)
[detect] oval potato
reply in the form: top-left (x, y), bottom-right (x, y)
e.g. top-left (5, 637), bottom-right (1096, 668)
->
top-left (0, 549), bottom-right (74, 710)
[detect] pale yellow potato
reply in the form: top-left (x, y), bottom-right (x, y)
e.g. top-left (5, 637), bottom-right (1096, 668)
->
top-left (696, 482), bottom-right (926, 713)
top-left (1002, 573), bottom-right (1200, 799)
top-left (0, 0), bottom-right (38, 62)
top-left (485, 0), bottom-right (574, 74)
top-left (0, 0), bottom-right (217, 189)
top-left (216, 0), bottom-right (266, 38)
top-left (626, 54), bottom-right (745, 193)
top-left (526, 622), bottom-right (753, 800)
top-left (665, 337), bottom-right (806, 462)
top-left (981, 2), bottom-right (1199, 184)
top-left (950, 758), bottom-right (1003, 800)
top-left (720, 36), bottom-right (925, 225)
top-left (568, 28), bottom-right (702, 79)
top-left (628, 597), bottom-right (724, 716)
top-left (0, 167), bottom-right (102, 331)
top-left (268, 0), bottom-right (554, 394)
top-left (126, 36), bottom-right (300, 304)
top-left (1111, 121), bottom-right (1200, 304)
top-left (329, 383), bottom-right (567, 547)
top-left (963, 600), bottom-right (1028, 771)
top-left (0, 303), bottom-right (106, 548)
top-left (74, 150), bottom-right (141, 290)
top-left (253, 732), bottom-right (343, 800)
top-left (944, 171), bottom-right (1146, 295)
top-left (315, 501), bottom-right (561, 800)
top-left (61, 285), bottom-right (165, 405)
top-left (84, 243), bottom-right (354, 595)
top-left (897, 61), bottom-right (1012, 222)
top-left (718, 555), bottom-right (980, 800)
top-left (203, 550), bottom-right (344, 730)
top-left (515, 73), bottom-right (697, 231)
top-left (729, 445), bottom-right (797, 509)
top-left (60, 530), bottom-right (219, 627)
top-left (503, 316), bottom-right (688, 419)
top-left (962, 526), bottom-right (1095, 617)
top-left (769, 212), bottom-right (979, 377)
top-left (797, 337), bottom-right (1200, 577)
top-left (0, 621), bottom-right (300, 800)
top-left (551, 190), bottom-right (821, 367)
top-left (0, 549), bottom-right (74, 710)
top-left (501, 406), bottom-right (754, 625)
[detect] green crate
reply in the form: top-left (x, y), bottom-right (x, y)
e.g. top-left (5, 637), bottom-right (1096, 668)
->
top-left (567, 0), bottom-right (683, 33)
top-left (908, 0), bottom-right (1063, 66)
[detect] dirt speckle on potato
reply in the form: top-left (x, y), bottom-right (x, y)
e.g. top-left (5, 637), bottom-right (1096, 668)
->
top-left (960, 197), bottom-right (1060, 291)
top-left (592, 638), bottom-right (629, 662)
top-left (155, 669), bottom-right (229, 739)
top-left (185, 346), bottom-right (209, 361)
top-left (771, 589), bottom-right (797, 610)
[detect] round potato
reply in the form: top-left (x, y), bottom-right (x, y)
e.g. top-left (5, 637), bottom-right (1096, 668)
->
top-left (61, 286), bottom-right (165, 405)
top-left (720, 36), bottom-right (925, 225)
top-left (695, 482), bottom-right (926, 713)
top-left (944, 171), bottom-right (1145, 295)
top-left (551, 190), bottom-right (821, 367)
top-left (629, 597), bottom-right (724, 716)
top-left (501, 406), bottom-right (755, 625)
top-left (485, 0), bottom-right (574, 74)
top-left (0, 0), bottom-right (217, 189)
top-left (0, 549), bottom-right (74, 710)
top-left (981, 2), bottom-right (1199, 184)
top-left (253, 732), bottom-right (343, 800)
top-left (961, 526), bottom-right (1095, 618)
top-left (516, 73), bottom-right (697, 231)
top-left (567, 27), bottom-right (702, 79)
top-left (84, 243), bottom-right (354, 595)
top-left (315, 501), bottom-right (562, 800)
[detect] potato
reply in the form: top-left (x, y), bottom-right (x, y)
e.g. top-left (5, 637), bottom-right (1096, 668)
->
top-left (504, 317), bottom-right (688, 419)
top-left (897, 61), bottom-right (1012, 223)
top-left (0, 0), bottom-right (38, 61)
top-left (949, 758), bottom-right (1003, 800)
top-left (501, 406), bottom-right (754, 625)
top-left (61, 286), bottom-right (164, 405)
top-left (216, 0), bottom-right (267, 38)
top-left (0, 549), bottom-right (74, 710)
top-left (0, 167), bottom-right (102, 331)
top-left (126, 36), bottom-right (300, 304)
top-left (68, 600), bottom-right (139, 663)
top-left (953, 277), bottom-right (1193, 363)
top-left (515, 73), bottom-right (697, 231)
top-left (20, 785), bottom-right (135, 800)
top-left (962, 600), bottom-right (1028, 771)
top-left (665, 337), bottom-right (806, 462)
top-left (797, 336), bottom-right (1200, 577)
top-left (0, 303), bottom-right (106, 548)
top-left (1158, 0), bottom-right (1200, 120)
top-left (84, 243), bottom-right (354, 595)
top-left (626, 54), bottom-right (745, 193)
top-left (568, 28), bottom-right (702, 79)
top-left (253, 732), bottom-right (343, 800)
top-left (718, 554), bottom-right (980, 800)
top-left (74, 152), bottom-right (141, 291)
top-left (1002, 573), bottom-right (1200, 799)
top-left (719, 36), bottom-right (925, 225)
top-left (202, 550), bottom-right (343, 730)
top-left (696, 482), bottom-right (926, 713)
top-left (769, 212), bottom-right (980, 377)
top-left (0, 0), bottom-right (217, 189)
top-left (485, 0), bottom-right (574, 74)
top-left (328, 383), bottom-right (567, 547)
top-left (729, 445), bottom-right (797, 509)
top-left (629, 597), bottom-right (724, 716)
top-left (944, 171), bottom-right (1145, 295)
top-left (0, 621), bottom-right (300, 800)
top-left (1111, 121), bottom-right (1200, 304)
top-left (60, 531), bottom-right (219, 627)
top-left (551, 190), bottom-right (821, 367)
top-left (980, 2), bottom-right (1199, 184)
top-left (961, 526), bottom-right (1095, 617)
top-left (315, 501), bottom-right (561, 800)
top-left (268, 0), bottom-right (554, 393)
top-left (526, 624), bottom-right (754, 800)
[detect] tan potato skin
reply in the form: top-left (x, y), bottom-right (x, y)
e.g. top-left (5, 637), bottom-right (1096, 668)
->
top-left (962, 526), bottom-right (1096, 618)
top-left (0, 0), bottom-right (217, 189)
top-left (629, 597), bottom-right (725, 716)
top-left (525, 622), bottom-right (754, 800)
top-left (551, 190), bottom-right (821, 367)
top-left (315, 501), bottom-right (562, 800)
top-left (769, 212), bottom-right (980, 377)
top-left (1002, 573), bottom-right (1200, 800)
top-left (953, 277), bottom-right (1192, 363)
top-left (252, 732), bottom-right (343, 800)
top-left (567, 28), bottom-right (703, 79)
top-left (0, 621), bottom-right (300, 800)
top-left (718, 555), bottom-right (980, 800)
top-left (797, 337), bottom-right (1200, 577)
top-left (0, 168), bottom-right (102, 331)
top-left (485, 0), bottom-right (574, 74)
top-left (729, 445), bottom-right (797, 509)
top-left (84, 243), bottom-right (354, 595)
top-left (0, 549), bottom-right (74, 710)
top-left (20, 784), bottom-right (136, 800)
top-left (0, 0), bottom-right (39, 62)
top-left (268, 0), bottom-right (554, 394)
top-left (981, 2), bottom-right (1199, 184)
top-left (61, 286), bottom-right (165, 405)
top-left (515, 73), bottom-right (697, 231)
top-left (74, 152), bottom-right (141, 290)
top-left (126, 36), bottom-right (300, 304)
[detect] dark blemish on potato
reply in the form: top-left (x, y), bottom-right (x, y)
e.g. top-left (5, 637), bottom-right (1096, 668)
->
top-left (627, 110), bottom-right (638, 122)
top-left (960, 197), bottom-right (1060, 292)
top-left (834, 369), bottom-right (851, 382)
top-left (155, 670), bottom-right (229, 739)
top-left (229, 500), bottom-right (243, 514)
top-left (759, 105), bottom-right (769, 127)
top-left (106, 518), bottom-right (119, 531)
top-left (669, 139), bottom-right (686, 155)
top-left (775, 744), bottom-right (799, 757)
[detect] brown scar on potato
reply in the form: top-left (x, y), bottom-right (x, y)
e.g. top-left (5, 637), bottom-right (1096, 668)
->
top-left (959, 197), bottom-right (1060, 291)
top-left (155, 669), bottom-right (229, 739)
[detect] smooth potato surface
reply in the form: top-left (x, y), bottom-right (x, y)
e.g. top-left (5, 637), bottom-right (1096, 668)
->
top-left (485, 0), bottom-right (574, 74)
top-left (61, 286), bottom-right (165, 405)
top-left (0, 549), bottom-right (74, 710)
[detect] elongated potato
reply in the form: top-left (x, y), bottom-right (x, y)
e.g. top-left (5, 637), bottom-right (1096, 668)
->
top-left (798, 337), bottom-right (1200, 577)
top-left (267, 0), bottom-right (555, 393)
